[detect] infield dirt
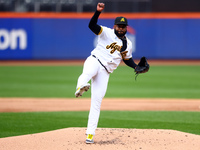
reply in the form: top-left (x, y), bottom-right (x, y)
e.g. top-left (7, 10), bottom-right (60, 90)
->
top-left (1, 127), bottom-right (200, 150)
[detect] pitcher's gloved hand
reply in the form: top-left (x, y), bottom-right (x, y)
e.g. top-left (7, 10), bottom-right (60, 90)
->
top-left (134, 57), bottom-right (150, 80)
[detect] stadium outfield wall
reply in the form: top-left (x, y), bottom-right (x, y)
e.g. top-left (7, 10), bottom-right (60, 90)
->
top-left (0, 12), bottom-right (200, 60)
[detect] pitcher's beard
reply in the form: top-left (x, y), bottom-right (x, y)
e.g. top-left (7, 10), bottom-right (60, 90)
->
top-left (114, 29), bottom-right (127, 38)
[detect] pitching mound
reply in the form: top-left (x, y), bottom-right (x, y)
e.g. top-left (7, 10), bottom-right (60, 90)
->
top-left (1, 128), bottom-right (200, 150)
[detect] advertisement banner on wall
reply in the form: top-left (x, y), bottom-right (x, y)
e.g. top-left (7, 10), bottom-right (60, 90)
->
top-left (0, 14), bottom-right (200, 60)
top-left (0, 19), bottom-right (32, 60)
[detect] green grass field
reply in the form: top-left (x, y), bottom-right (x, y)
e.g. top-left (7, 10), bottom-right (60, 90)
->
top-left (0, 65), bottom-right (200, 98)
top-left (0, 65), bottom-right (200, 138)
top-left (1, 111), bottom-right (200, 138)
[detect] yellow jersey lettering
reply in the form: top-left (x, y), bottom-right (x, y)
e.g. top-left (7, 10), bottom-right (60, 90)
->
top-left (120, 51), bottom-right (128, 59)
top-left (106, 42), bottom-right (122, 54)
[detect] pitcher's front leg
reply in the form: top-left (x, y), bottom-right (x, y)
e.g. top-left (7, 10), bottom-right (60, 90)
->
top-left (86, 69), bottom-right (109, 136)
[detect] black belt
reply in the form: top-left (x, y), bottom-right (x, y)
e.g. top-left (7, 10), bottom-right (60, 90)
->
top-left (92, 55), bottom-right (109, 73)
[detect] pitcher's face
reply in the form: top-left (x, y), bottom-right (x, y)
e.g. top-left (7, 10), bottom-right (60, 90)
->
top-left (114, 24), bottom-right (127, 38)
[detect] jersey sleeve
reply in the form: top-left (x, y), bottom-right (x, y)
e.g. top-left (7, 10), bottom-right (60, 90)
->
top-left (97, 26), bottom-right (103, 35)
top-left (98, 26), bottom-right (111, 37)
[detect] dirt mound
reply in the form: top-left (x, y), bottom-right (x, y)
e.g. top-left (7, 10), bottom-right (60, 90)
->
top-left (0, 128), bottom-right (200, 150)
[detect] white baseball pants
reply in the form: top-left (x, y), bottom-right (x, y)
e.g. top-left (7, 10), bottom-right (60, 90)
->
top-left (76, 55), bottom-right (110, 135)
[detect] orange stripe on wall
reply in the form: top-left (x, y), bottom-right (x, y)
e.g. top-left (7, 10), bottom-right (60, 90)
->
top-left (0, 12), bottom-right (200, 19)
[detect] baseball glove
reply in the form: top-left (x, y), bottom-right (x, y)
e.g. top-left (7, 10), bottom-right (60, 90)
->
top-left (135, 56), bottom-right (149, 80)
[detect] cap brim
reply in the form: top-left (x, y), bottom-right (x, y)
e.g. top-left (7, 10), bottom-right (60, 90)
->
top-left (115, 23), bottom-right (128, 26)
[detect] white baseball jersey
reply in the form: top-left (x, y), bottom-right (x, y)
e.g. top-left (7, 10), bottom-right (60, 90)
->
top-left (91, 26), bottom-right (133, 73)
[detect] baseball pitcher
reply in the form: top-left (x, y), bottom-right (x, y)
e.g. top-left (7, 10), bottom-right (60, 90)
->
top-left (75, 2), bottom-right (149, 144)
